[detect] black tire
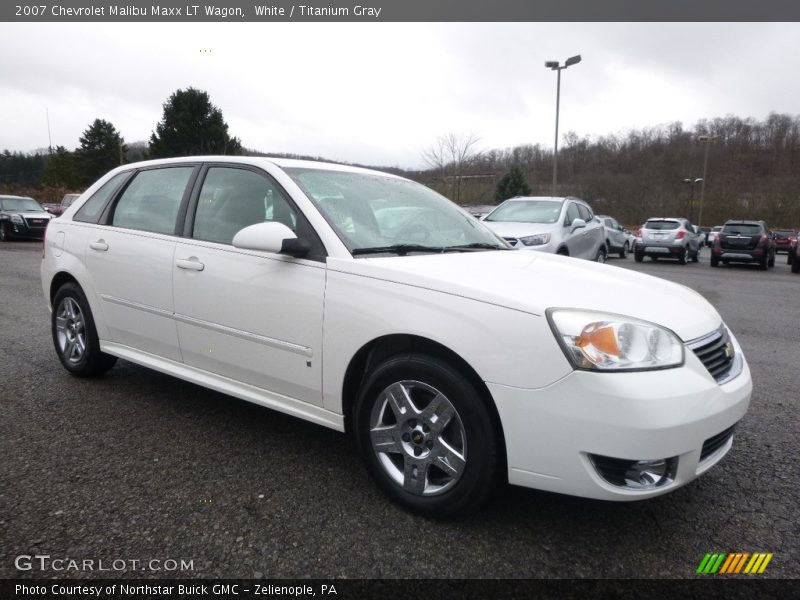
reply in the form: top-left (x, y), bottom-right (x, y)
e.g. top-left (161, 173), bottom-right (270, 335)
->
top-left (691, 246), bottom-right (700, 262)
top-left (634, 251), bottom-right (644, 263)
top-left (768, 252), bottom-right (775, 268)
top-left (792, 257), bottom-right (800, 274)
top-left (0, 222), bottom-right (9, 242)
top-left (354, 353), bottom-right (500, 518)
top-left (52, 283), bottom-right (117, 377)
top-left (788, 252), bottom-right (793, 265)
top-left (619, 242), bottom-right (628, 259)
top-left (710, 255), bottom-right (720, 268)
top-left (595, 245), bottom-right (607, 263)
top-left (678, 247), bottom-right (688, 265)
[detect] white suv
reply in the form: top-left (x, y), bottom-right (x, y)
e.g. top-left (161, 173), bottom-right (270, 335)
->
top-left (42, 157), bottom-right (752, 517)
top-left (482, 196), bottom-right (607, 261)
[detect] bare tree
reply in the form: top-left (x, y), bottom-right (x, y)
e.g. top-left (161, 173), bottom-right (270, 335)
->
top-left (422, 132), bottom-right (482, 202)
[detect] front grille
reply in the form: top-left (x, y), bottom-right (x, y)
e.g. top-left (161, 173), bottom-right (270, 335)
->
top-left (690, 328), bottom-right (734, 382)
top-left (24, 217), bottom-right (48, 229)
top-left (503, 237), bottom-right (518, 247)
top-left (700, 424), bottom-right (736, 462)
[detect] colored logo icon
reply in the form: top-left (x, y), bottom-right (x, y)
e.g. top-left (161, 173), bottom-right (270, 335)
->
top-left (697, 552), bottom-right (773, 574)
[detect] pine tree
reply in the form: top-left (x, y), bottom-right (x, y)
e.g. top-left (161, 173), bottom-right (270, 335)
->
top-left (495, 165), bottom-right (532, 202)
top-left (149, 88), bottom-right (242, 158)
top-left (77, 119), bottom-right (126, 185)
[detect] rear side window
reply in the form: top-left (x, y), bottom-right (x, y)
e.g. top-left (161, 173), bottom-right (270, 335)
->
top-left (645, 220), bottom-right (680, 230)
top-left (577, 204), bottom-right (593, 222)
top-left (111, 167), bottom-right (193, 235)
top-left (73, 172), bottom-right (129, 223)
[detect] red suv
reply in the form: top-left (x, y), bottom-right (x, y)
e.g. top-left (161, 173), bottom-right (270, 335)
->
top-left (773, 229), bottom-right (797, 255)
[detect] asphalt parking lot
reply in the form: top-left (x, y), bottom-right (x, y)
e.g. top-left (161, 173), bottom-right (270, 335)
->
top-left (1, 240), bottom-right (797, 579)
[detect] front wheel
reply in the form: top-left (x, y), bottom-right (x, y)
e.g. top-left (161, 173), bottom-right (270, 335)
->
top-left (52, 283), bottom-right (117, 377)
top-left (0, 222), bottom-right (9, 242)
top-left (354, 354), bottom-right (499, 518)
top-left (619, 242), bottom-right (628, 259)
top-left (595, 245), bottom-right (607, 263)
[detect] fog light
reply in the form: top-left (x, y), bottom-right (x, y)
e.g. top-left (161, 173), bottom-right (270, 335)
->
top-left (624, 459), bottom-right (672, 489)
top-left (590, 454), bottom-right (677, 490)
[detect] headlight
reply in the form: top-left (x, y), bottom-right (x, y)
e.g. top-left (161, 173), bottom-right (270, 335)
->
top-left (519, 233), bottom-right (550, 246)
top-left (547, 309), bottom-right (684, 371)
top-left (11, 214), bottom-right (23, 224)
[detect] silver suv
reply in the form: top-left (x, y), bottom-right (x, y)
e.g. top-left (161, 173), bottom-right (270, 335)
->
top-left (634, 218), bottom-right (704, 264)
top-left (482, 196), bottom-right (607, 261)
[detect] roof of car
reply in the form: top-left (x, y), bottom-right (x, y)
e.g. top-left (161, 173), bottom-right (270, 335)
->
top-left (724, 220), bottom-right (763, 225)
top-left (0, 195), bottom-right (35, 200)
top-left (109, 155), bottom-right (404, 179)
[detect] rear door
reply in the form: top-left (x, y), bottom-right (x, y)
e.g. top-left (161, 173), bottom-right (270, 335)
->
top-left (84, 164), bottom-right (198, 361)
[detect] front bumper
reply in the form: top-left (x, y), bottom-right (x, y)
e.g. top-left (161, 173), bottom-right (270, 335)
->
top-left (5, 221), bottom-right (49, 239)
top-left (490, 337), bottom-right (752, 500)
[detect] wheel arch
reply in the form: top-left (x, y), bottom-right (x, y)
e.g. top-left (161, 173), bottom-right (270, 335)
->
top-left (341, 333), bottom-right (508, 478)
top-left (49, 271), bottom-right (82, 308)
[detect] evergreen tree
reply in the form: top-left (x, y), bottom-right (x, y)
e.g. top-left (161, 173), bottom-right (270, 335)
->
top-left (149, 88), bottom-right (242, 158)
top-left (77, 119), bottom-right (126, 185)
top-left (495, 165), bottom-right (532, 202)
top-left (42, 146), bottom-right (80, 189)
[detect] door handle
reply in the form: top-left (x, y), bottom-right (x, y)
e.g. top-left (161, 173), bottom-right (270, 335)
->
top-left (89, 240), bottom-right (109, 251)
top-left (176, 258), bottom-right (205, 271)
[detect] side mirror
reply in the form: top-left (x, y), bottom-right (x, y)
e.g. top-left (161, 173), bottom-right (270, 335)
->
top-left (232, 221), bottom-right (310, 258)
top-left (570, 218), bottom-right (586, 231)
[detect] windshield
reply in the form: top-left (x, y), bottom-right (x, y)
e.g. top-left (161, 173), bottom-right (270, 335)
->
top-left (284, 167), bottom-right (507, 254)
top-left (1, 197), bottom-right (44, 212)
top-left (484, 199), bottom-right (563, 224)
top-left (645, 220), bottom-right (680, 230)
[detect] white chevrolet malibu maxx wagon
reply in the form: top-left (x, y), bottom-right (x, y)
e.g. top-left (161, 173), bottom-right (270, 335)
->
top-left (42, 157), bottom-right (752, 517)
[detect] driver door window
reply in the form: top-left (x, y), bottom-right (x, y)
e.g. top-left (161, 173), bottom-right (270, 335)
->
top-left (192, 167), bottom-right (298, 245)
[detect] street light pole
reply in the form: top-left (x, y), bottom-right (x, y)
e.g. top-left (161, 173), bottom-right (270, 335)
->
top-left (697, 135), bottom-right (718, 227)
top-left (683, 177), bottom-right (703, 222)
top-left (545, 55), bottom-right (581, 197)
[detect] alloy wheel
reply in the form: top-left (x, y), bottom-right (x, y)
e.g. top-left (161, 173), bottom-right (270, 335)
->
top-left (55, 297), bottom-right (87, 364)
top-left (369, 380), bottom-right (467, 496)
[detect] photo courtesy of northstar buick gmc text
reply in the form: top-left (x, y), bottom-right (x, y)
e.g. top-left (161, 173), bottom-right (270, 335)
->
top-left (41, 156), bottom-right (752, 517)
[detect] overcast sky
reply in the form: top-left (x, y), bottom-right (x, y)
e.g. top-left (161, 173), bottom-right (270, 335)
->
top-left (2, 22), bottom-right (799, 168)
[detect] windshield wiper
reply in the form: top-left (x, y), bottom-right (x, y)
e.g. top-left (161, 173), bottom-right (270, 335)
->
top-left (352, 242), bottom-right (509, 256)
top-left (443, 242), bottom-right (510, 251)
top-left (352, 244), bottom-right (454, 256)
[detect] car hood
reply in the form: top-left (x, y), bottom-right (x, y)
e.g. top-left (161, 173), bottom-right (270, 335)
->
top-left (328, 251), bottom-right (720, 342)
top-left (9, 211), bottom-right (51, 219)
top-left (482, 221), bottom-right (560, 238)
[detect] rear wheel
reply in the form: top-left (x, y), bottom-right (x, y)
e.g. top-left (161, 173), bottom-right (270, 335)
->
top-left (691, 246), bottom-right (700, 262)
top-left (52, 283), bottom-right (117, 377)
top-left (634, 251), bottom-right (644, 263)
top-left (0, 222), bottom-right (9, 242)
top-left (678, 247), bottom-right (688, 265)
top-left (768, 251), bottom-right (775, 268)
top-left (710, 255), bottom-right (720, 267)
top-left (619, 242), bottom-right (628, 259)
top-left (792, 257), bottom-right (800, 273)
top-left (354, 354), bottom-right (499, 518)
